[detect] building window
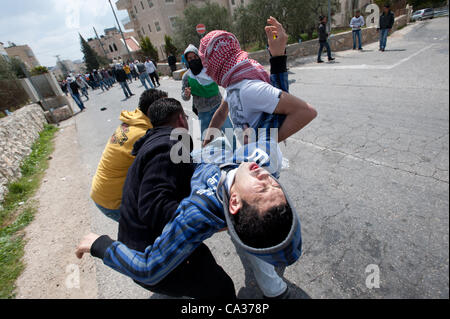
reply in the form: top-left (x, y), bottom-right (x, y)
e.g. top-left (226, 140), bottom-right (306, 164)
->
top-left (148, 0), bottom-right (153, 8)
top-left (155, 21), bottom-right (161, 32)
top-left (109, 45), bottom-right (113, 53)
top-left (113, 44), bottom-right (118, 51)
top-left (134, 5), bottom-right (138, 14)
top-left (142, 27), bottom-right (145, 35)
top-left (165, 0), bottom-right (174, 3)
top-left (231, 0), bottom-right (235, 5)
top-left (141, 1), bottom-right (144, 9)
top-left (148, 24), bottom-right (152, 32)
top-left (169, 16), bottom-right (177, 29)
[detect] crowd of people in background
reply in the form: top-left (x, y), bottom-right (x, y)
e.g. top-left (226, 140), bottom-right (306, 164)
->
top-left (58, 57), bottom-right (163, 111)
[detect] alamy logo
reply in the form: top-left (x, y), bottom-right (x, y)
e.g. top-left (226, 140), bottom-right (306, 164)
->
top-left (365, 264), bottom-right (380, 289)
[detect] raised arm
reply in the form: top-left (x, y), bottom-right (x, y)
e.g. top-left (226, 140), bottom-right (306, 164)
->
top-left (274, 92), bottom-right (317, 143)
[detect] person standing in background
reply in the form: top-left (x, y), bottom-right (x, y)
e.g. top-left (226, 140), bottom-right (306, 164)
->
top-left (350, 10), bottom-right (365, 50)
top-left (124, 63), bottom-right (133, 83)
top-left (378, 4), bottom-right (395, 52)
top-left (317, 16), bottom-right (335, 63)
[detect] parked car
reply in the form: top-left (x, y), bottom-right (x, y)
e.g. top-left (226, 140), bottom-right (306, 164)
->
top-left (412, 8), bottom-right (435, 21)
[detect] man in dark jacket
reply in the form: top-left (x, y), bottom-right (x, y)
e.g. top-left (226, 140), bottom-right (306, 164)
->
top-left (317, 16), bottom-right (335, 63)
top-left (115, 63), bottom-right (134, 99)
top-left (114, 98), bottom-right (236, 298)
top-left (378, 5), bottom-right (395, 52)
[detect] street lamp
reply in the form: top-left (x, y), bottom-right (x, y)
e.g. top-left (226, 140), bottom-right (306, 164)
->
top-left (108, 0), bottom-right (132, 60)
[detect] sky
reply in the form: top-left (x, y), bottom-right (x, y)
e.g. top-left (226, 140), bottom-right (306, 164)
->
top-left (0, 0), bottom-right (129, 67)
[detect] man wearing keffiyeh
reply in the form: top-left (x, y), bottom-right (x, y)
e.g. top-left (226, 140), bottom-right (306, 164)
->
top-left (202, 17), bottom-right (317, 147)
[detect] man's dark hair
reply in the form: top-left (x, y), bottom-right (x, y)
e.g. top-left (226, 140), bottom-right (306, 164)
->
top-left (147, 97), bottom-right (184, 127)
top-left (138, 89), bottom-right (168, 117)
top-left (232, 200), bottom-right (293, 249)
top-left (384, 4), bottom-right (390, 8)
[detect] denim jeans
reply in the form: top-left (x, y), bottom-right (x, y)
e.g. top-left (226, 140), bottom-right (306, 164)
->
top-left (95, 202), bottom-right (121, 222)
top-left (318, 41), bottom-right (332, 60)
top-left (353, 29), bottom-right (362, 49)
top-left (119, 81), bottom-right (132, 98)
top-left (98, 80), bottom-right (109, 91)
top-left (198, 105), bottom-right (233, 141)
top-left (81, 87), bottom-right (89, 99)
top-left (379, 29), bottom-right (389, 49)
top-left (71, 93), bottom-right (85, 111)
top-left (139, 72), bottom-right (154, 90)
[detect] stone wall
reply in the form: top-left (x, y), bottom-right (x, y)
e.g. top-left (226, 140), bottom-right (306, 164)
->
top-left (248, 15), bottom-right (409, 65)
top-left (0, 104), bottom-right (48, 203)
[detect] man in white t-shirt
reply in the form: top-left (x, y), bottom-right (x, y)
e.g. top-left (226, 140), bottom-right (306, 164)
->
top-left (202, 17), bottom-right (317, 147)
top-left (145, 59), bottom-right (159, 88)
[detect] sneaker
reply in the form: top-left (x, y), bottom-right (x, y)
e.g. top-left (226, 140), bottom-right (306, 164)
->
top-left (359, 48), bottom-right (363, 50)
top-left (263, 287), bottom-right (290, 299)
top-left (317, 60), bottom-right (324, 63)
top-left (328, 57), bottom-right (335, 61)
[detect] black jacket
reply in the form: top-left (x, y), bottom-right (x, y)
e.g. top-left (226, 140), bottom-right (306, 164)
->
top-left (318, 23), bottom-right (328, 42)
top-left (379, 11), bottom-right (395, 30)
top-left (115, 68), bottom-right (128, 83)
top-left (118, 127), bottom-right (195, 252)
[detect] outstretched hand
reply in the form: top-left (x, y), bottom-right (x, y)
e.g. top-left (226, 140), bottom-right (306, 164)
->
top-left (265, 16), bottom-right (288, 57)
top-left (75, 233), bottom-right (100, 259)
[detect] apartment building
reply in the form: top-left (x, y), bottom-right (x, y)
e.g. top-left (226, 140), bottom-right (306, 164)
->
top-left (87, 27), bottom-right (140, 62)
top-left (4, 44), bottom-right (40, 69)
top-left (115, 0), bottom-right (250, 59)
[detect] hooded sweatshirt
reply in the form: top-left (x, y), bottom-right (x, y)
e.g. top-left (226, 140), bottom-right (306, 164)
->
top-left (91, 137), bottom-right (302, 286)
top-left (181, 44), bottom-right (222, 114)
top-left (90, 109), bottom-right (152, 210)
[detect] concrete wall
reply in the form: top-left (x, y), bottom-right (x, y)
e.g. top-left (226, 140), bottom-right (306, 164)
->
top-left (0, 104), bottom-right (48, 203)
top-left (248, 15), bottom-right (409, 65)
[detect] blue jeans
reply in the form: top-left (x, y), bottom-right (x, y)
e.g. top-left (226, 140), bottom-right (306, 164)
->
top-left (199, 105), bottom-right (233, 141)
top-left (379, 29), bottom-right (389, 50)
top-left (353, 30), bottom-right (362, 49)
top-left (71, 93), bottom-right (85, 111)
top-left (139, 72), bottom-right (154, 90)
top-left (318, 41), bottom-right (332, 60)
top-left (119, 81), bottom-right (132, 98)
top-left (95, 202), bottom-right (121, 222)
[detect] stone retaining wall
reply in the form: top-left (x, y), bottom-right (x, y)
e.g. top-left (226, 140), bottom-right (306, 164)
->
top-left (0, 104), bottom-right (48, 203)
top-left (248, 15), bottom-right (409, 65)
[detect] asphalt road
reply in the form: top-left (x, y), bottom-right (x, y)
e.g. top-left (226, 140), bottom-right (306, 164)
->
top-left (73, 17), bottom-right (449, 299)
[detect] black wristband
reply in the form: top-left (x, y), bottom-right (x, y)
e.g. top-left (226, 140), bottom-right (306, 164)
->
top-left (270, 55), bottom-right (288, 74)
top-left (91, 235), bottom-right (115, 259)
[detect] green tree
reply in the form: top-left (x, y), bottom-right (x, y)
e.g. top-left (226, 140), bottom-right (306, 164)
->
top-left (164, 35), bottom-right (178, 57)
top-left (79, 34), bottom-right (100, 72)
top-left (140, 36), bottom-right (159, 62)
top-left (174, 1), bottom-right (232, 50)
top-left (234, 0), bottom-right (340, 48)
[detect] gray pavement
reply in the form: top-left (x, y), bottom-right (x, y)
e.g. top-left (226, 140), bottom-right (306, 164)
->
top-left (72, 17), bottom-right (449, 299)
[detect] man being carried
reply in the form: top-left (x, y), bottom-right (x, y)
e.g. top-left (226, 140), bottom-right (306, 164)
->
top-left (77, 98), bottom-right (302, 299)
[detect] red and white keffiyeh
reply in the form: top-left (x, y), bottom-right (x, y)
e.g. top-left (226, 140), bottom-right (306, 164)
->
top-left (199, 30), bottom-right (270, 88)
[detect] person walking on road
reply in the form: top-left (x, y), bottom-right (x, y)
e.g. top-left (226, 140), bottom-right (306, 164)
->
top-left (135, 60), bottom-right (154, 90)
top-left (76, 74), bottom-right (89, 101)
top-left (67, 76), bottom-right (86, 112)
top-left (378, 4), bottom-right (395, 52)
top-left (115, 64), bottom-right (135, 99)
top-left (145, 58), bottom-right (160, 88)
top-left (350, 10), bottom-right (365, 50)
top-left (317, 16), bottom-right (335, 63)
top-left (123, 63), bottom-right (133, 83)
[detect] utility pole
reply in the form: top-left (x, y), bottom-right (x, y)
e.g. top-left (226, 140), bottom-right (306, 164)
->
top-left (328, 0), bottom-right (332, 33)
top-left (108, 0), bottom-right (132, 60)
top-left (93, 26), bottom-right (108, 58)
